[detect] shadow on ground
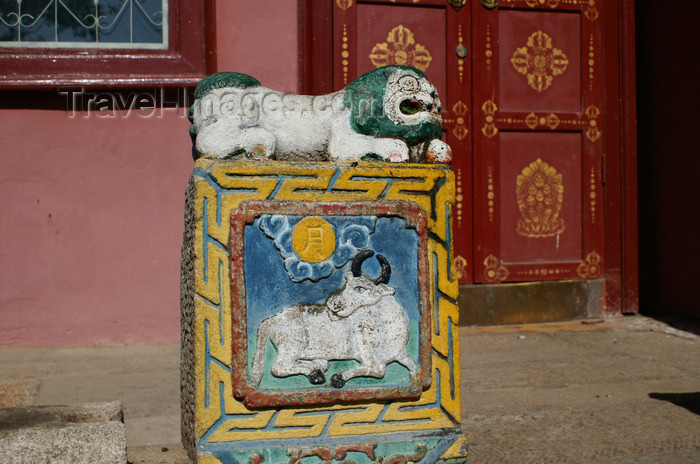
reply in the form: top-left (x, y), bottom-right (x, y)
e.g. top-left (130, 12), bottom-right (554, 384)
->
top-left (640, 311), bottom-right (700, 337)
top-left (649, 392), bottom-right (700, 416)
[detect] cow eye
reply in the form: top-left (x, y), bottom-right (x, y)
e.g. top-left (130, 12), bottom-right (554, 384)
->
top-left (354, 286), bottom-right (367, 293)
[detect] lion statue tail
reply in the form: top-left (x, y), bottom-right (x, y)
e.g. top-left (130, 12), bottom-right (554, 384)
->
top-left (189, 72), bottom-right (262, 160)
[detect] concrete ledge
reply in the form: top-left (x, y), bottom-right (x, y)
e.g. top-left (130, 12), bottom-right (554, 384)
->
top-left (458, 278), bottom-right (604, 326)
top-left (0, 401), bottom-right (126, 464)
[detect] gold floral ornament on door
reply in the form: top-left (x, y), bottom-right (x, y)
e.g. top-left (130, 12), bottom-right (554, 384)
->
top-left (370, 25), bottom-right (432, 71)
top-left (516, 158), bottom-right (565, 238)
top-left (511, 31), bottom-right (569, 92)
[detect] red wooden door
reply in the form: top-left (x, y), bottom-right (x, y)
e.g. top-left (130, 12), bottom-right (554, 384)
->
top-left (305, 0), bottom-right (606, 287)
top-left (331, 0), bottom-right (474, 282)
top-left (472, 0), bottom-right (604, 283)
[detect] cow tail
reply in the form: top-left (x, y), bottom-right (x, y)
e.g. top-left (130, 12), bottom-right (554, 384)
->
top-left (251, 318), bottom-right (271, 385)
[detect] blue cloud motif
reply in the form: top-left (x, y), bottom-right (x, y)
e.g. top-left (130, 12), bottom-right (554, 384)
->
top-left (255, 215), bottom-right (377, 282)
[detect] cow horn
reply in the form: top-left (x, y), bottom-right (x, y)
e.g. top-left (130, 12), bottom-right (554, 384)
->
top-left (373, 254), bottom-right (391, 285)
top-left (351, 250), bottom-right (374, 277)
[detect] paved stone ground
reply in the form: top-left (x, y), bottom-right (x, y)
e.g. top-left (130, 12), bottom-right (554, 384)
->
top-left (0, 315), bottom-right (698, 463)
top-left (460, 317), bottom-right (700, 463)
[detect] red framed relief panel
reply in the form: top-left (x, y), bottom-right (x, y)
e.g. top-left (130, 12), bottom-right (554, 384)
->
top-left (472, 0), bottom-right (604, 283)
top-left (230, 201), bottom-right (432, 409)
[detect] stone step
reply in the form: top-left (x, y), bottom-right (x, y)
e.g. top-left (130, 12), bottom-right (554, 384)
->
top-left (0, 401), bottom-right (127, 464)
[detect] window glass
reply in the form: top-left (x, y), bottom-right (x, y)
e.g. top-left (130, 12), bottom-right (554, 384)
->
top-left (0, 0), bottom-right (167, 49)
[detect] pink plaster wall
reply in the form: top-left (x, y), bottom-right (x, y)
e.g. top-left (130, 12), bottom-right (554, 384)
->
top-left (0, 0), bottom-right (298, 346)
top-left (215, 0), bottom-right (299, 93)
top-left (0, 110), bottom-right (193, 346)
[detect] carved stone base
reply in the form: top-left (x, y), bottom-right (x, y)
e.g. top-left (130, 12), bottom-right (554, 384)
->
top-left (181, 159), bottom-right (467, 463)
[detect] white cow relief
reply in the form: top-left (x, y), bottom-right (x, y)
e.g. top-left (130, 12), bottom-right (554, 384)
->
top-left (250, 250), bottom-right (417, 388)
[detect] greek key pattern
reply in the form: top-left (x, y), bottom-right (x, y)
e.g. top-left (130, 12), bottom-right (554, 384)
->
top-left (189, 160), bottom-right (460, 449)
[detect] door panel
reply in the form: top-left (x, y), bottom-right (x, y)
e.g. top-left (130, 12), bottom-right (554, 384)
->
top-left (499, 132), bottom-right (582, 264)
top-left (498, 10), bottom-right (581, 112)
top-left (473, 0), bottom-right (603, 283)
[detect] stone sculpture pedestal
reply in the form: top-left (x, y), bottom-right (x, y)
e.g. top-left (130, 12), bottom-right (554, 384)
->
top-left (181, 158), bottom-right (468, 463)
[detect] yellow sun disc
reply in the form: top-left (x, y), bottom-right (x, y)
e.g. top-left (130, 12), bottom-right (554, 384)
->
top-left (291, 217), bottom-right (336, 263)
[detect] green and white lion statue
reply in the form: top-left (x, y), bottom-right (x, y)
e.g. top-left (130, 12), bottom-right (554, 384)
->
top-left (189, 65), bottom-right (452, 163)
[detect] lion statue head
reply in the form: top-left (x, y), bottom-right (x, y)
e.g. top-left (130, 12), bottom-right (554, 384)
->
top-left (344, 66), bottom-right (443, 149)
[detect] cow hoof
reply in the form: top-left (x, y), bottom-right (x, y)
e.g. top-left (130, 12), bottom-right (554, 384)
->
top-left (331, 373), bottom-right (346, 388)
top-left (308, 369), bottom-right (325, 385)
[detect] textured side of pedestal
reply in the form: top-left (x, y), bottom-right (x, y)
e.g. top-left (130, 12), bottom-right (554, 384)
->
top-left (181, 177), bottom-right (198, 462)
